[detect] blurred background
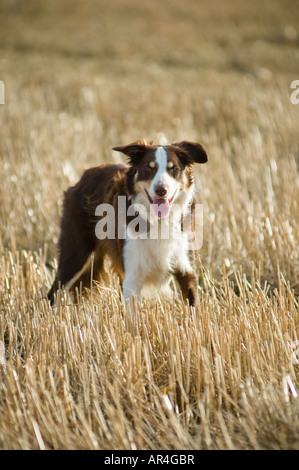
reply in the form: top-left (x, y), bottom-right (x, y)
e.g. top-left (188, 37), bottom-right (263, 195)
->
top-left (0, 0), bottom-right (299, 285)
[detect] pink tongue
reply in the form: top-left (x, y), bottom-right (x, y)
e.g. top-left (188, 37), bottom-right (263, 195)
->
top-left (152, 198), bottom-right (170, 218)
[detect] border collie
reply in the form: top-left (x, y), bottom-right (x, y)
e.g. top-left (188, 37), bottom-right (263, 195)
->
top-left (48, 140), bottom-right (208, 309)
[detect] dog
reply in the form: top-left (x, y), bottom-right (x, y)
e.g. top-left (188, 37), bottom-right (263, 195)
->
top-left (48, 140), bottom-right (208, 309)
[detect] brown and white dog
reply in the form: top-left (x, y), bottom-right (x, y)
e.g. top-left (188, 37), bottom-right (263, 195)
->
top-left (48, 140), bottom-right (208, 309)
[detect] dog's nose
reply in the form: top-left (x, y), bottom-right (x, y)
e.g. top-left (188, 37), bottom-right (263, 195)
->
top-left (154, 185), bottom-right (168, 198)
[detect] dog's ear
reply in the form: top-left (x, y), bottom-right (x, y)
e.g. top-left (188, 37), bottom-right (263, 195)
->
top-left (112, 140), bottom-right (153, 165)
top-left (172, 141), bottom-right (208, 165)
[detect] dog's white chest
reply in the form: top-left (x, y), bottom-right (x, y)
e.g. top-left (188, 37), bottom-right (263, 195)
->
top-left (122, 225), bottom-right (191, 301)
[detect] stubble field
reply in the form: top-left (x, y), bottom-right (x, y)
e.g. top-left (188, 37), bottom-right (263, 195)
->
top-left (0, 0), bottom-right (299, 450)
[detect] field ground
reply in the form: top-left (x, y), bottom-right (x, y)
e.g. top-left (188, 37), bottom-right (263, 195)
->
top-left (0, 0), bottom-right (299, 450)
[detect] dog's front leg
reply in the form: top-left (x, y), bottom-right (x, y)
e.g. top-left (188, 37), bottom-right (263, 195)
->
top-left (122, 238), bottom-right (143, 313)
top-left (174, 269), bottom-right (198, 308)
top-left (123, 275), bottom-right (141, 313)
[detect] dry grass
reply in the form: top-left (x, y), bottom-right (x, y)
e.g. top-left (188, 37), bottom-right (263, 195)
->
top-left (0, 0), bottom-right (299, 450)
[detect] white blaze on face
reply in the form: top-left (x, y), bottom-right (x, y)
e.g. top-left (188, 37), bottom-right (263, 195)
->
top-left (151, 147), bottom-right (168, 193)
top-left (148, 147), bottom-right (179, 218)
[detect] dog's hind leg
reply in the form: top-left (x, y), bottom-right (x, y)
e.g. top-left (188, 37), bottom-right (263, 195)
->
top-left (47, 276), bottom-right (59, 305)
top-left (47, 186), bottom-right (98, 305)
top-left (47, 247), bottom-right (95, 305)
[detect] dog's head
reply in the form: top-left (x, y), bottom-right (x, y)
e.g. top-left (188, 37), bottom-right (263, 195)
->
top-left (113, 140), bottom-right (208, 219)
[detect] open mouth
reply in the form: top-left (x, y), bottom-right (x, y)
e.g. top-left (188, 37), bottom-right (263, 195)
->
top-left (145, 189), bottom-right (177, 218)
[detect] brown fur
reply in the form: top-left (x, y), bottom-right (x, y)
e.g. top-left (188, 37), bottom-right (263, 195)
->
top-left (48, 164), bottom-right (128, 303)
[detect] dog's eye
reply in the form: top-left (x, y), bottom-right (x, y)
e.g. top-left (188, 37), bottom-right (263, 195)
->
top-left (144, 165), bottom-right (153, 172)
top-left (170, 166), bottom-right (178, 173)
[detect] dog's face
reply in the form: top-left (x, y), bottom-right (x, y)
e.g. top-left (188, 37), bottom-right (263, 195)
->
top-left (113, 140), bottom-right (208, 218)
